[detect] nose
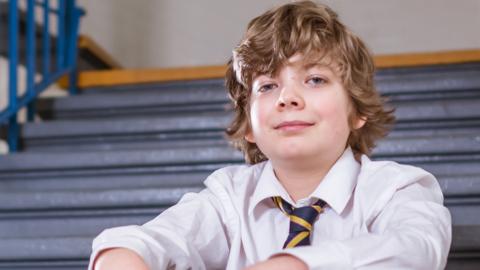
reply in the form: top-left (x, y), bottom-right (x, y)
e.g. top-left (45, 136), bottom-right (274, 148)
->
top-left (275, 86), bottom-right (305, 110)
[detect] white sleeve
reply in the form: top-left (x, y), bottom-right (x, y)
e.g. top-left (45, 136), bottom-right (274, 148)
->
top-left (274, 172), bottom-right (452, 270)
top-left (88, 188), bottom-right (231, 270)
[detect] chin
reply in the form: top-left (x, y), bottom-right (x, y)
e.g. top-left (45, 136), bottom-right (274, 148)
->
top-left (274, 148), bottom-right (313, 160)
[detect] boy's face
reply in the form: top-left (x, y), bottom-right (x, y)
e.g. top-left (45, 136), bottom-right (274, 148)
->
top-left (245, 54), bottom-right (365, 165)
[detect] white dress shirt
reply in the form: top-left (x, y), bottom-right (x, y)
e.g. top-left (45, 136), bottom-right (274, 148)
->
top-left (88, 147), bottom-right (452, 270)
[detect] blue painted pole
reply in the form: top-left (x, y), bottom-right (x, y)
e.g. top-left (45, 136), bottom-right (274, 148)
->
top-left (57, 0), bottom-right (66, 70)
top-left (42, 0), bottom-right (50, 77)
top-left (67, 0), bottom-right (82, 95)
top-left (26, 0), bottom-right (37, 122)
top-left (8, 0), bottom-right (19, 152)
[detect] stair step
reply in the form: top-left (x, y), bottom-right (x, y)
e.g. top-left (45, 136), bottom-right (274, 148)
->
top-left (36, 80), bottom-right (229, 120)
top-left (0, 171), bottom-right (211, 191)
top-left (0, 161), bottom-right (478, 202)
top-left (0, 207), bottom-right (160, 239)
top-left (1, 142), bottom-right (480, 177)
top-left (22, 113), bottom-right (231, 140)
top-left (0, 146), bottom-right (243, 172)
top-left (0, 225), bottom-right (478, 268)
top-left (376, 68), bottom-right (480, 96)
top-left (20, 128), bottom-right (480, 153)
top-left (19, 99), bottom-right (480, 152)
top-left (35, 64), bottom-right (480, 120)
top-left (27, 97), bottom-right (480, 138)
top-left (0, 187), bottom-right (202, 212)
top-left (0, 237), bottom-right (92, 260)
top-left (0, 199), bottom-right (476, 251)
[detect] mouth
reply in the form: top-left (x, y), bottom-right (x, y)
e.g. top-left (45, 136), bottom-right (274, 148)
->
top-left (274, 120), bottom-right (314, 131)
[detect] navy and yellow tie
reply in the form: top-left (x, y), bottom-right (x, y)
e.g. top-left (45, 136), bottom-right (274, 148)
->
top-left (272, 196), bottom-right (327, 248)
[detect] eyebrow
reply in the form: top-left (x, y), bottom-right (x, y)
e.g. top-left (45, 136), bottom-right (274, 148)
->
top-left (302, 62), bottom-right (331, 70)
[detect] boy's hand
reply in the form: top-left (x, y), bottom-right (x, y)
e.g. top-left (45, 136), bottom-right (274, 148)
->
top-left (243, 254), bottom-right (308, 270)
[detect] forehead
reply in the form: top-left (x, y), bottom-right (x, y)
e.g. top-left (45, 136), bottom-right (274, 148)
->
top-left (255, 53), bottom-right (338, 79)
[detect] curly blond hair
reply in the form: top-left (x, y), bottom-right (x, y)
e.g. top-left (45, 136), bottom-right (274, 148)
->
top-left (225, 1), bottom-right (395, 164)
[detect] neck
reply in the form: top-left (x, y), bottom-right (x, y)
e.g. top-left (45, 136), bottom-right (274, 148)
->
top-left (271, 148), bottom-right (345, 202)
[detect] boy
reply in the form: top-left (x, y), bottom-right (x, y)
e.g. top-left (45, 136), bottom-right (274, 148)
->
top-left (90, 1), bottom-right (451, 269)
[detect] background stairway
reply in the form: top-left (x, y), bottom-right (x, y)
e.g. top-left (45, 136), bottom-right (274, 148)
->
top-left (1, 62), bottom-right (480, 269)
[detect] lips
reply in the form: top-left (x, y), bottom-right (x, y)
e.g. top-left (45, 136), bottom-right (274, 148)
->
top-left (274, 120), bottom-right (314, 130)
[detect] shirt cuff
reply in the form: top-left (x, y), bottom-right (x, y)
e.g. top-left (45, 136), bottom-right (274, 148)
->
top-left (270, 241), bottom-right (353, 270)
top-left (88, 226), bottom-right (168, 270)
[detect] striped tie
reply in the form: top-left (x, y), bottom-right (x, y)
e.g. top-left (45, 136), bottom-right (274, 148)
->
top-left (272, 196), bottom-right (327, 249)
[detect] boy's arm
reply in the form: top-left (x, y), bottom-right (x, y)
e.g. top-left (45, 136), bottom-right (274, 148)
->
top-left (88, 188), bottom-right (231, 270)
top-left (244, 254), bottom-right (307, 270)
top-left (264, 172), bottom-right (452, 270)
top-left (93, 248), bottom-right (149, 270)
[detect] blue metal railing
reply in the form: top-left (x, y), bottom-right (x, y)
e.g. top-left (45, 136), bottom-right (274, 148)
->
top-left (1, 0), bottom-right (84, 152)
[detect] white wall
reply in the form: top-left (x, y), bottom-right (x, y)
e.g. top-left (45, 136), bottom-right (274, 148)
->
top-left (77, 0), bottom-right (480, 68)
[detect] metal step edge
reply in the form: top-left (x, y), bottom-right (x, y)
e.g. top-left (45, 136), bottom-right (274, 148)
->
top-left (24, 97), bottom-right (480, 138)
top-left (0, 225), bottom-right (478, 260)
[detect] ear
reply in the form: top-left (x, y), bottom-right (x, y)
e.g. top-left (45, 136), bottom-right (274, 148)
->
top-left (353, 116), bottom-right (367, 130)
top-left (244, 131), bottom-right (256, 143)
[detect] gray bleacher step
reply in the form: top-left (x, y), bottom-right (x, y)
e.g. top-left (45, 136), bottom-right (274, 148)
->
top-left (0, 146), bottom-right (243, 172)
top-left (373, 128), bottom-right (480, 157)
top-left (20, 98), bottom-right (480, 152)
top-left (0, 237), bottom-right (92, 260)
top-left (0, 162), bottom-right (478, 200)
top-left (21, 125), bottom-right (480, 153)
top-left (0, 225), bottom-right (478, 269)
top-left (0, 187), bottom-right (201, 211)
top-left (0, 178), bottom-right (476, 211)
top-left (36, 80), bottom-right (229, 120)
top-left (0, 198), bottom-right (476, 252)
top-left (22, 113), bottom-right (232, 139)
top-left (392, 96), bottom-right (480, 122)
top-left (35, 65), bottom-right (480, 120)
top-left (0, 171), bottom-right (211, 191)
top-left (0, 207), bottom-right (164, 239)
top-left (1, 142), bottom-right (480, 178)
top-left (377, 69), bottom-right (480, 95)
top-left (0, 261), bottom-right (87, 270)
top-left (26, 98), bottom-right (480, 139)
top-left (17, 125), bottom-right (480, 162)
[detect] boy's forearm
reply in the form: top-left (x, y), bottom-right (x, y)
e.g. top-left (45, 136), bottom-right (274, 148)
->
top-left (244, 254), bottom-right (308, 270)
top-left (93, 248), bottom-right (149, 270)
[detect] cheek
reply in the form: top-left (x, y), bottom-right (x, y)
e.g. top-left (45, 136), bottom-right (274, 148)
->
top-left (249, 102), bottom-right (266, 137)
top-left (313, 95), bottom-right (351, 132)
top-left (250, 97), bottom-right (274, 132)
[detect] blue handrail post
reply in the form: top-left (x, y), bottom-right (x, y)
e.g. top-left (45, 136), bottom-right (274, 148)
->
top-left (2, 0), bottom-right (84, 153)
top-left (57, 0), bottom-right (66, 71)
top-left (26, 0), bottom-right (37, 122)
top-left (42, 0), bottom-right (51, 77)
top-left (66, 0), bottom-right (84, 95)
top-left (8, 0), bottom-right (19, 152)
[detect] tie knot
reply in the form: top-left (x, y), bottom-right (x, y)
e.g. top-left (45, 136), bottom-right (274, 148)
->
top-left (272, 196), bottom-right (327, 248)
top-left (271, 196), bottom-right (327, 231)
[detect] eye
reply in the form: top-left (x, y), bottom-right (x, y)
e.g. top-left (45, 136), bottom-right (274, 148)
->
top-left (258, 83), bottom-right (277, 92)
top-left (306, 76), bottom-right (327, 86)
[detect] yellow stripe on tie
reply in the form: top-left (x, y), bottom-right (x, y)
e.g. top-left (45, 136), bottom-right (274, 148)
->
top-left (285, 231), bottom-right (310, 248)
top-left (312, 205), bottom-right (323, 213)
top-left (289, 215), bottom-right (312, 231)
top-left (276, 197), bottom-right (287, 215)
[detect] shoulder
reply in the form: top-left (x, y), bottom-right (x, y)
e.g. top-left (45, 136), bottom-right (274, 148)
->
top-left (357, 155), bottom-right (437, 189)
top-left (203, 161), bottom-right (268, 196)
top-left (354, 155), bottom-right (444, 216)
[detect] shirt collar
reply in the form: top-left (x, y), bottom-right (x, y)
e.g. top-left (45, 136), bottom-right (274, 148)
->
top-left (248, 147), bottom-right (360, 215)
